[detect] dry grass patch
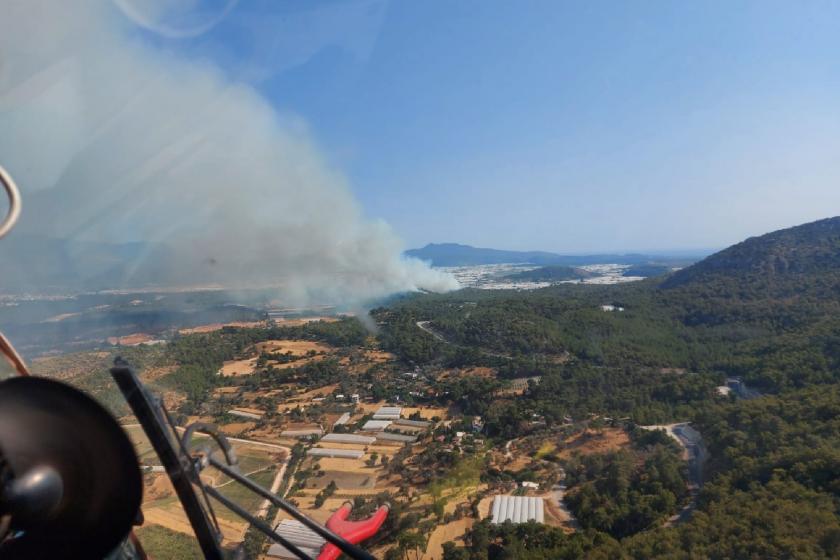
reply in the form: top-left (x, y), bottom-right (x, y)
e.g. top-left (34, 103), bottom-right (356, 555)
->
top-left (535, 440), bottom-right (557, 459)
top-left (272, 316), bottom-right (339, 327)
top-left (254, 339), bottom-right (332, 356)
top-left (292, 383), bottom-right (338, 401)
top-left (219, 422), bottom-right (256, 436)
top-left (143, 505), bottom-right (248, 542)
top-left (305, 471), bottom-right (376, 491)
top-left (107, 333), bottom-right (159, 346)
top-left (178, 321), bottom-right (266, 334)
top-left (556, 427), bottom-right (630, 459)
top-left (425, 518), bottom-right (475, 560)
top-left (365, 349), bottom-right (395, 361)
top-left (278, 497), bottom-right (348, 525)
top-left (219, 357), bottom-right (257, 377)
top-left (310, 456), bottom-right (374, 473)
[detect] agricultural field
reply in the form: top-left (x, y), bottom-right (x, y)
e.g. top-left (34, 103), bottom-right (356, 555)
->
top-left (178, 321), bottom-right (268, 335)
top-left (219, 339), bottom-right (337, 377)
top-left (124, 424), bottom-right (288, 547)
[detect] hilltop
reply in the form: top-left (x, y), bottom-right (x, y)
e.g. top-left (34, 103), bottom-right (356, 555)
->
top-left (661, 216), bottom-right (840, 297)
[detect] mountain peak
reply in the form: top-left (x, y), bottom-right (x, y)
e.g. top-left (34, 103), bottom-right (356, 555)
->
top-left (661, 216), bottom-right (840, 292)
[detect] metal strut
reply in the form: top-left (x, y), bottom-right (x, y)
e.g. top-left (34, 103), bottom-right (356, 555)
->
top-left (0, 165), bottom-right (21, 240)
top-left (110, 362), bottom-right (379, 560)
top-left (0, 166), bottom-right (28, 377)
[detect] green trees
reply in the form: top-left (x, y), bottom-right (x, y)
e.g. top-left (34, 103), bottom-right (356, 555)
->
top-left (313, 480), bottom-right (337, 509)
top-left (694, 385), bottom-right (840, 500)
top-left (624, 480), bottom-right (840, 559)
top-left (396, 531), bottom-right (427, 560)
top-left (374, 307), bottom-right (445, 364)
top-left (442, 542), bottom-right (470, 560)
top-left (563, 440), bottom-right (687, 538)
top-left (459, 521), bottom-right (622, 560)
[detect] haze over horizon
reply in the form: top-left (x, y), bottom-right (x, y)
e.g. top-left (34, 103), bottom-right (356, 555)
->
top-left (110, 0), bottom-right (840, 254)
top-left (2, 0), bottom-right (840, 293)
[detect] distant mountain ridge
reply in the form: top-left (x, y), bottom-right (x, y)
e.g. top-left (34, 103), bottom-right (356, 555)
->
top-left (661, 216), bottom-right (840, 294)
top-left (0, 235), bottom-right (176, 293)
top-left (406, 243), bottom-right (696, 267)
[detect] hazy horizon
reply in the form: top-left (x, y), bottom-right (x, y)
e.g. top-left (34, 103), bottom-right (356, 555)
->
top-left (3, 0), bottom-right (840, 293)
top-left (151, 0), bottom-right (840, 254)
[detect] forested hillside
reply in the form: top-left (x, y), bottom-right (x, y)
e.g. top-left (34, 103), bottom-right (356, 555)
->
top-left (382, 218), bottom-right (840, 559)
top-left (662, 216), bottom-right (840, 295)
top-left (382, 218), bottom-right (840, 394)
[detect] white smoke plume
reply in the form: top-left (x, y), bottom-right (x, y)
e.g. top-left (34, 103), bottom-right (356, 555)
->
top-left (0, 0), bottom-right (458, 303)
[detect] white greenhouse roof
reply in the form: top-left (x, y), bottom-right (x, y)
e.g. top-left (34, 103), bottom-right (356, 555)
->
top-left (491, 496), bottom-right (544, 524)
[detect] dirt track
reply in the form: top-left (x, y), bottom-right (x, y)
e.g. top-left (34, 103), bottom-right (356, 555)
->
top-left (640, 423), bottom-right (707, 526)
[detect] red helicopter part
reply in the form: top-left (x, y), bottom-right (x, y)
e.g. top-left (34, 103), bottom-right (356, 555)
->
top-left (317, 502), bottom-right (390, 560)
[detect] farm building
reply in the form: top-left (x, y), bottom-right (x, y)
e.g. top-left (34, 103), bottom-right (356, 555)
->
top-left (361, 420), bottom-right (392, 431)
top-left (333, 412), bottom-right (351, 428)
top-left (266, 520), bottom-right (325, 559)
top-left (372, 406), bottom-right (402, 420)
top-left (321, 433), bottom-right (376, 445)
top-left (280, 427), bottom-right (324, 438)
top-left (491, 496), bottom-right (544, 524)
top-left (376, 432), bottom-right (417, 444)
top-left (228, 409), bottom-right (263, 420)
top-left (307, 448), bottom-right (365, 459)
top-left (393, 418), bottom-right (431, 428)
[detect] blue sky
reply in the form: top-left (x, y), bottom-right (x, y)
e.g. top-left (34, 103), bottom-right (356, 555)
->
top-left (127, 0), bottom-right (840, 253)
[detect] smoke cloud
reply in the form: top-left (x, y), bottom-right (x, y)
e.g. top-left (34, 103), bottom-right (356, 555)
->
top-left (0, 0), bottom-right (458, 303)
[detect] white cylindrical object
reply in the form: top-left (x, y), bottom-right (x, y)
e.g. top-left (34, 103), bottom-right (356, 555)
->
top-left (502, 496), bottom-right (512, 522)
top-left (512, 497), bottom-right (522, 522)
top-left (536, 498), bottom-right (544, 523)
top-left (491, 496), bottom-right (501, 523)
top-left (528, 497), bottom-right (536, 520)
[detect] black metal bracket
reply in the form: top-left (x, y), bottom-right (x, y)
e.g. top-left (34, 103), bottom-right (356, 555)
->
top-left (111, 361), bottom-right (226, 560)
top-left (111, 360), bottom-right (378, 560)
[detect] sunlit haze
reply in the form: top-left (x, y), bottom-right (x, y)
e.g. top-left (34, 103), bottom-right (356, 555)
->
top-left (128, 0), bottom-right (840, 253)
